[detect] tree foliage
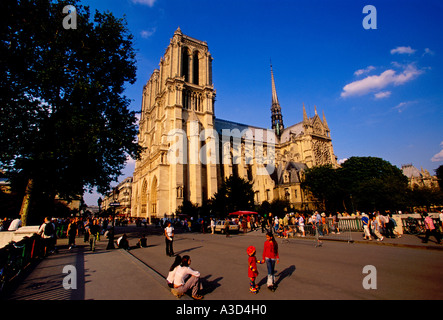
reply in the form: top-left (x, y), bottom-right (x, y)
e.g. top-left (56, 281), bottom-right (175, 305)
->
top-left (339, 157), bottom-right (409, 212)
top-left (210, 175), bottom-right (255, 218)
top-left (0, 0), bottom-right (141, 222)
top-left (301, 164), bottom-right (342, 211)
top-left (302, 157), bottom-right (410, 212)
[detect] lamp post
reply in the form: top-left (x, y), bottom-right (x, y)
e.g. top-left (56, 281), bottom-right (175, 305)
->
top-left (106, 188), bottom-right (120, 249)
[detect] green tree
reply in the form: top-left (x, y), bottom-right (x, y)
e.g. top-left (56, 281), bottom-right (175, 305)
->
top-left (301, 157), bottom-right (410, 213)
top-left (0, 0), bottom-right (141, 224)
top-left (175, 200), bottom-right (201, 219)
top-left (211, 175), bottom-right (254, 218)
top-left (269, 199), bottom-right (291, 217)
top-left (301, 164), bottom-right (343, 212)
top-left (408, 186), bottom-right (443, 212)
top-left (339, 157), bottom-right (409, 212)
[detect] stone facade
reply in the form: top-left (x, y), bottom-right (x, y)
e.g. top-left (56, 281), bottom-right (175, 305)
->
top-left (131, 29), bottom-right (338, 219)
top-left (401, 164), bottom-right (439, 189)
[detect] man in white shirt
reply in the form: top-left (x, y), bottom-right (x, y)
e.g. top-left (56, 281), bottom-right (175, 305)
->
top-left (210, 218), bottom-right (215, 234)
top-left (164, 221), bottom-right (174, 256)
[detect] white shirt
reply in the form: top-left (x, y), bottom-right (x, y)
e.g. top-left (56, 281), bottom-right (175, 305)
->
top-left (165, 226), bottom-right (174, 238)
top-left (298, 216), bottom-right (304, 226)
top-left (167, 267), bottom-right (177, 284)
top-left (8, 219), bottom-right (22, 231)
top-left (173, 266), bottom-right (200, 286)
top-left (37, 222), bottom-right (55, 239)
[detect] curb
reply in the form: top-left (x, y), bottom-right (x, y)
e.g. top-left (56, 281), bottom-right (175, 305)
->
top-left (263, 232), bottom-right (443, 251)
top-left (312, 235), bottom-right (443, 251)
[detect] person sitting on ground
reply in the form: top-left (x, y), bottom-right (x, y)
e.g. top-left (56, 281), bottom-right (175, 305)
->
top-left (137, 234), bottom-right (148, 248)
top-left (117, 233), bottom-right (130, 251)
top-left (172, 255), bottom-right (204, 300)
top-left (276, 224), bottom-right (285, 238)
top-left (167, 255), bottom-right (182, 288)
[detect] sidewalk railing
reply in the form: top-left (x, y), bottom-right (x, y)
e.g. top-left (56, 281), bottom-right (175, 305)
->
top-left (0, 234), bottom-right (43, 296)
top-left (280, 218), bottom-right (355, 244)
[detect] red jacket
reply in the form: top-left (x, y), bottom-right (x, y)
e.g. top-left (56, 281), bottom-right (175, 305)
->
top-left (248, 256), bottom-right (259, 278)
top-left (263, 240), bottom-right (279, 260)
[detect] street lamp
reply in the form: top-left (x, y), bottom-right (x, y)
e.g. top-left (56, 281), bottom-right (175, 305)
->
top-left (106, 189), bottom-right (120, 249)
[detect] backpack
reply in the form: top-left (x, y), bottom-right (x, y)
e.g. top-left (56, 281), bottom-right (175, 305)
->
top-left (44, 222), bottom-right (54, 236)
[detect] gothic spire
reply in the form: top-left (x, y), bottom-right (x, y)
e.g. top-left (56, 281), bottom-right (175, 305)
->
top-left (270, 61), bottom-right (284, 137)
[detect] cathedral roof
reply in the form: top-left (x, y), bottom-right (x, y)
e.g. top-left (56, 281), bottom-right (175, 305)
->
top-left (402, 164), bottom-right (422, 178)
top-left (279, 122), bottom-right (304, 143)
top-left (214, 118), bottom-right (275, 143)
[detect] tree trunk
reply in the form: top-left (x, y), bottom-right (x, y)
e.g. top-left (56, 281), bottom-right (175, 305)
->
top-left (19, 178), bottom-right (34, 226)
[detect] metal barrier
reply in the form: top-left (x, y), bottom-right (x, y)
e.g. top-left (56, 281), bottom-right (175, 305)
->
top-left (400, 216), bottom-right (441, 235)
top-left (281, 217), bottom-right (356, 245)
top-left (0, 234), bottom-right (43, 296)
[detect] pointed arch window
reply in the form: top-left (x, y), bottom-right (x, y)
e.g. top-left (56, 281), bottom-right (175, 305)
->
top-left (181, 47), bottom-right (189, 82)
top-left (193, 51), bottom-right (199, 85)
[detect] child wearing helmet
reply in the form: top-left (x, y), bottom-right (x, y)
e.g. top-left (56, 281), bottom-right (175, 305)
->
top-left (247, 245), bottom-right (263, 294)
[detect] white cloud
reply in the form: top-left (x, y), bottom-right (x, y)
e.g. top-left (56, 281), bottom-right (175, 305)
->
top-left (338, 158), bottom-right (348, 165)
top-left (341, 64), bottom-right (423, 98)
top-left (354, 66), bottom-right (375, 77)
top-left (393, 102), bottom-right (407, 113)
top-left (431, 142), bottom-right (443, 162)
top-left (390, 46), bottom-right (416, 55)
top-left (423, 48), bottom-right (435, 56)
top-left (140, 27), bottom-right (156, 39)
top-left (374, 91), bottom-right (391, 99)
top-left (392, 100), bottom-right (417, 113)
top-left (131, 0), bottom-right (156, 7)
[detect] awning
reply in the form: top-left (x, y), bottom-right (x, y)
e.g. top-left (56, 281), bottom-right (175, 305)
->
top-left (229, 211), bottom-right (258, 216)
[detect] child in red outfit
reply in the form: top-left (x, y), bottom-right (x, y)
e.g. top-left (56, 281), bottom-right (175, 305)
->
top-left (247, 245), bottom-right (263, 294)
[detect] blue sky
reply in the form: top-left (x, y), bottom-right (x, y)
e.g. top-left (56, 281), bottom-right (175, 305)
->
top-left (82, 0), bottom-right (443, 205)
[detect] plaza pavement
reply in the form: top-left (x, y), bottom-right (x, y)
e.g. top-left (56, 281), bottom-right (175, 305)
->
top-left (6, 225), bottom-right (442, 301)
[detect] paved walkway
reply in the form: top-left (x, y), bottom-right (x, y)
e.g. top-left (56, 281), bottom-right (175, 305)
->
top-left (7, 236), bottom-right (179, 300)
top-left (6, 226), bottom-right (442, 300)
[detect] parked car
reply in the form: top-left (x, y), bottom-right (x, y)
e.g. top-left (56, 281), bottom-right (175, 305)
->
top-left (213, 220), bottom-right (240, 234)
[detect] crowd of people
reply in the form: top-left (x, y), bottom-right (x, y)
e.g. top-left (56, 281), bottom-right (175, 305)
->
top-left (2, 208), bottom-right (442, 300)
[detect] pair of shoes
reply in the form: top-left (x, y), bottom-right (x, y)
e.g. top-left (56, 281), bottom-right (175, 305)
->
top-left (249, 287), bottom-right (258, 294)
top-left (192, 294), bottom-right (204, 300)
top-left (171, 289), bottom-right (183, 298)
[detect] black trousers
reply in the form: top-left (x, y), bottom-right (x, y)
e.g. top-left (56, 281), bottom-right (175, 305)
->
top-left (424, 229), bottom-right (441, 243)
top-left (165, 237), bottom-right (174, 256)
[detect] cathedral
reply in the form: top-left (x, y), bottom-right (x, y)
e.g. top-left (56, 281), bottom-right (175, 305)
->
top-left (131, 28), bottom-right (338, 219)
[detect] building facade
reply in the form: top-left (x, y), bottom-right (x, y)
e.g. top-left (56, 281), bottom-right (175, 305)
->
top-left (131, 28), bottom-right (338, 219)
top-left (401, 164), bottom-right (439, 189)
top-left (102, 176), bottom-right (133, 216)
